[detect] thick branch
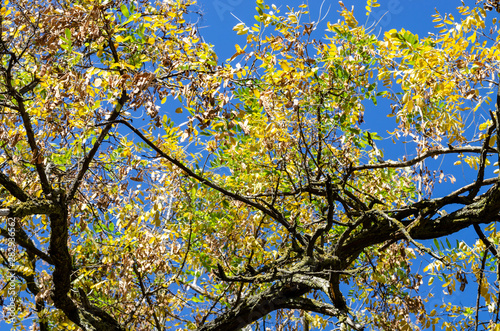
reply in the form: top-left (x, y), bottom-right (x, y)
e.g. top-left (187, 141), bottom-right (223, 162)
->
top-left (283, 297), bottom-right (363, 330)
top-left (196, 282), bottom-right (310, 331)
top-left (207, 264), bottom-right (360, 330)
top-left (339, 183), bottom-right (500, 263)
top-left (307, 175), bottom-right (334, 257)
top-left (0, 170), bottom-right (30, 201)
top-left (0, 226), bottom-right (53, 264)
top-left (12, 87), bottom-right (51, 194)
top-left (496, 79), bottom-right (500, 168)
top-left (6, 198), bottom-right (63, 217)
top-left (197, 271), bottom-right (361, 331)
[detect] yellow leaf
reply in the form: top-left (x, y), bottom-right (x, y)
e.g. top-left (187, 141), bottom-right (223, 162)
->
top-left (479, 121), bottom-right (491, 131)
top-left (122, 62), bottom-right (136, 70)
top-left (406, 98), bottom-right (414, 112)
top-left (233, 23), bottom-right (246, 33)
top-left (281, 61), bottom-right (290, 71)
top-left (468, 31), bottom-right (476, 43)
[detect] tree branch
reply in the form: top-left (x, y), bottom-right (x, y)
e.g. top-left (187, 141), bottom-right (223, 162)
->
top-left (0, 169), bottom-right (30, 202)
top-left (132, 261), bottom-right (163, 331)
top-left (340, 183), bottom-right (500, 263)
top-left (66, 10), bottom-right (130, 203)
top-left (108, 119), bottom-right (305, 246)
top-left (67, 90), bottom-right (128, 202)
top-left (0, 226), bottom-right (53, 265)
top-left (352, 146), bottom-right (489, 172)
top-left (283, 297), bottom-right (363, 330)
top-left (196, 281), bottom-right (310, 331)
top-left (468, 124), bottom-right (495, 199)
top-left (11, 82), bottom-right (51, 194)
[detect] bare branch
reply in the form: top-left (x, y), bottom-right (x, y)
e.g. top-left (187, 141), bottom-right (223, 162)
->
top-left (0, 170), bottom-right (29, 202)
top-left (0, 226), bottom-right (53, 265)
top-left (353, 146), bottom-right (489, 172)
top-left (67, 90), bottom-right (128, 202)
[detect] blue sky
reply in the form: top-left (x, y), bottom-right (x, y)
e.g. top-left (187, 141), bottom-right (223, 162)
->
top-left (198, 0), bottom-right (458, 58)
top-left (196, 0), bottom-right (487, 195)
top-left (194, 0), bottom-right (495, 328)
top-left (2, 1), bottom-right (495, 330)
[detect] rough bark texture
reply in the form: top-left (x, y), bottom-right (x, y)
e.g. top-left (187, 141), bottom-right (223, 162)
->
top-left (197, 283), bottom-right (311, 331)
top-left (193, 184), bottom-right (500, 331)
top-left (340, 184), bottom-right (500, 263)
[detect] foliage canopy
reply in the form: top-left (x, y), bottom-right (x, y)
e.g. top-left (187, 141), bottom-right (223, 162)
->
top-left (2, 0), bottom-right (500, 330)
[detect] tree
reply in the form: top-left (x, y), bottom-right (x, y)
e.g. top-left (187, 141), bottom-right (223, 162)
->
top-left (1, 0), bottom-right (500, 329)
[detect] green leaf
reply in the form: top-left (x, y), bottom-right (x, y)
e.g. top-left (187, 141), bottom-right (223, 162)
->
top-left (65, 28), bottom-right (71, 41)
top-left (121, 4), bottom-right (130, 18)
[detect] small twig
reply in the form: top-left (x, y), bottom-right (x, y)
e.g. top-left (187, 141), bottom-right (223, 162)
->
top-left (353, 146), bottom-right (489, 172)
top-left (468, 124), bottom-right (495, 199)
top-left (475, 248), bottom-right (488, 331)
top-left (132, 261), bottom-right (163, 331)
